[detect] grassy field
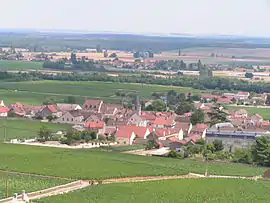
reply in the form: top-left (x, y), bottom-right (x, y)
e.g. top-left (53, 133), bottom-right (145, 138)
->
top-left (226, 106), bottom-right (270, 120)
top-left (0, 60), bottom-right (43, 70)
top-left (0, 144), bottom-right (264, 180)
top-left (37, 179), bottom-right (270, 203)
top-left (0, 172), bottom-right (69, 199)
top-left (0, 81), bottom-right (200, 105)
top-left (0, 119), bottom-right (72, 141)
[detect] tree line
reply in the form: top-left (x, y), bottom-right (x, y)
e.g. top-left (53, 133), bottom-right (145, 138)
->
top-left (0, 71), bottom-right (270, 93)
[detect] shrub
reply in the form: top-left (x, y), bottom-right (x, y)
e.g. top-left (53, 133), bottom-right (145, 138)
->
top-left (263, 169), bottom-right (270, 179)
top-left (167, 150), bottom-right (184, 159)
top-left (232, 149), bottom-right (253, 164)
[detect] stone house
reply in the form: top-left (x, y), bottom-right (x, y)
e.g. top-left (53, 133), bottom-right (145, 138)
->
top-left (36, 105), bottom-right (62, 118)
top-left (55, 111), bottom-right (84, 125)
top-left (0, 107), bottom-right (9, 117)
top-left (83, 100), bottom-right (104, 113)
top-left (56, 103), bottom-right (82, 112)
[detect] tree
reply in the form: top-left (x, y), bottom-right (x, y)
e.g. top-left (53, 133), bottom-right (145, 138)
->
top-left (96, 44), bottom-right (102, 53)
top-left (71, 53), bottom-right (77, 64)
top-left (207, 104), bottom-right (229, 126)
top-left (251, 136), bottom-right (270, 166)
top-left (213, 140), bottom-right (224, 152)
top-left (206, 143), bottom-right (216, 153)
top-left (190, 109), bottom-right (205, 125)
top-left (245, 73), bottom-right (254, 79)
top-left (38, 126), bottom-right (52, 141)
top-left (145, 100), bottom-right (166, 112)
top-left (175, 102), bottom-right (194, 115)
top-left (145, 133), bottom-right (159, 150)
top-left (109, 53), bottom-right (117, 58)
top-left (265, 95), bottom-right (270, 105)
top-left (195, 138), bottom-right (206, 145)
top-left (232, 149), bottom-right (253, 164)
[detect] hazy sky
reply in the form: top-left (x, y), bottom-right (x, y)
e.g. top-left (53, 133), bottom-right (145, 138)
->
top-left (1, 0), bottom-right (270, 36)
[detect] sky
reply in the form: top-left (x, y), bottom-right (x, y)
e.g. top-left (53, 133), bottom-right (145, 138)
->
top-left (1, 0), bottom-right (270, 36)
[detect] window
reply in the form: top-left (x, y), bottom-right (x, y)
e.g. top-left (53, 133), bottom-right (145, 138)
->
top-left (62, 118), bottom-right (64, 121)
top-left (94, 105), bottom-right (96, 108)
top-left (67, 118), bottom-right (69, 122)
top-left (71, 118), bottom-right (74, 121)
top-left (90, 105), bottom-right (92, 108)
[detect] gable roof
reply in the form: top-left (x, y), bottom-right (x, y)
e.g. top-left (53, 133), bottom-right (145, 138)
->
top-left (153, 118), bottom-right (174, 126)
top-left (117, 126), bottom-right (151, 138)
top-left (115, 128), bottom-right (134, 139)
top-left (46, 105), bottom-right (58, 113)
top-left (83, 100), bottom-right (103, 108)
top-left (68, 110), bottom-right (84, 117)
top-left (56, 104), bottom-right (81, 112)
top-left (85, 121), bottom-right (105, 129)
top-left (237, 92), bottom-right (249, 96)
top-left (0, 107), bottom-right (9, 113)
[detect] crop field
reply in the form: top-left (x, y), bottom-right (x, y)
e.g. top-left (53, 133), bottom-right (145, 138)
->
top-left (0, 144), bottom-right (264, 180)
top-left (226, 106), bottom-right (270, 120)
top-left (0, 60), bottom-right (43, 70)
top-left (0, 172), bottom-right (69, 199)
top-left (0, 119), bottom-right (72, 141)
top-left (0, 81), bottom-right (200, 105)
top-left (37, 178), bottom-right (270, 203)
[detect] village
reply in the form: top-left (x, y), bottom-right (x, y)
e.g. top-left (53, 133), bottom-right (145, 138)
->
top-left (0, 89), bottom-right (269, 156)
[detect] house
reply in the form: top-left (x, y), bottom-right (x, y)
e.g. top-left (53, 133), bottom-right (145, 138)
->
top-left (250, 114), bottom-right (263, 124)
top-left (237, 92), bottom-right (250, 100)
top-left (56, 103), bottom-right (82, 112)
top-left (0, 100), bottom-right (5, 107)
top-left (152, 117), bottom-right (175, 128)
top-left (217, 96), bottom-right (232, 104)
top-left (0, 107), bottom-right (10, 117)
top-left (115, 126), bottom-right (152, 145)
top-left (36, 105), bottom-right (62, 118)
top-left (228, 109), bottom-right (248, 119)
top-left (84, 121), bottom-right (105, 135)
top-left (127, 113), bottom-right (148, 127)
top-left (23, 105), bottom-right (44, 118)
top-left (83, 100), bottom-right (104, 113)
top-left (154, 128), bottom-right (183, 141)
top-left (9, 103), bottom-right (26, 117)
top-left (55, 111), bottom-right (84, 125)
top-left (190, 124), bottom-right (208, 139)
top-left (200, 94), bottom-right (219, 102)
top-left (115, 129), bottom-right (136, 145)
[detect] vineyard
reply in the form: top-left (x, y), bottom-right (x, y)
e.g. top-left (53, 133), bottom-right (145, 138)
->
top-left (0, 144), bottom-right (264, 180)
top-left (36, 178), bottom-right (270, 203)
top-left (0, 172), bottom-right (69, 199)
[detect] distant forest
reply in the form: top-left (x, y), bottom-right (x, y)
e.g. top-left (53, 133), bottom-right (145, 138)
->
top-left (0, 32), bottom-right (270, 52)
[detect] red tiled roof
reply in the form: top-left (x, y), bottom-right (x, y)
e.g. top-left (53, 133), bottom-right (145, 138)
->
top-left (47, 105), bottom-right (58, 113)
top-left (115, 128), bottom-right (134, 138)
top-left (85, 121), bottom-right (105, 129)
top-left (237, 92), bottom-right (249, 96)
top-left (117, 126), bottom-right (151, 138)
top-left (217, 97), bottom-right (232, 103)
top-left (252, 114), bottom-right (263, 119)
top-left (83, 100), bottom-right (103, 108)
top-left (175, 122), bottom-right (190, 131)
top-left (200, 94), bottom-right (219, 99)
top-left (0, 107), bottom-right (9, 113)
top-left (153, 118), bottom-right (174, 126)
top-left (141, 111), bottom-right (157, 121)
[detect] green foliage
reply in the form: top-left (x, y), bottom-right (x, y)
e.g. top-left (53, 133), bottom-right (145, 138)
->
top-left (190, 109), bottom-right (205, 125)
top-left (207, 105), bottom-right (229, 126)
top-left (145, 100), bottom-right (166, 112)
top-left (263, 169), bottom-right (270, 179)
top-left (206, 143), bottom-right (216, 153)
top-left (245, 72), bottom-right (254, 78)
top-left (175, 102), bottom-right (194, 115)
top-left (233, 149), bottom-right (253, 164)
top-left (251, 136), bottom-right (270, 166)
top-left (195, 139), bottom-right (206, 145)
top-left (213, 140), bottom-right (224, 152)
top-left (167, 150), bottom-right (184, 159)
top-left (38, 126), bottom-right (52, 142)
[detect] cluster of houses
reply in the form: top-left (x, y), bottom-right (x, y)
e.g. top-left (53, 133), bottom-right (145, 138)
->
top-left (0, 99), bottom-right (209, 149)
top-left (1, 94), bottom-right (269, 151)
